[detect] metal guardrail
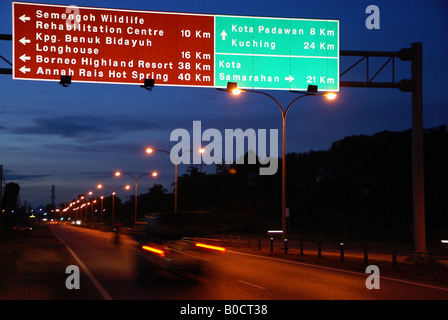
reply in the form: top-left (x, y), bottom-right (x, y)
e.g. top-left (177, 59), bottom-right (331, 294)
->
top-left (207, 233), bottom-right (448, 276)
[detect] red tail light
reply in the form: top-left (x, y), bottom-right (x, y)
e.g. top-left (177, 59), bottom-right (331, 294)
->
top-left (142, 245), bottom-right (167, 257)
top-left (195, 243), bottom-right (226, 253)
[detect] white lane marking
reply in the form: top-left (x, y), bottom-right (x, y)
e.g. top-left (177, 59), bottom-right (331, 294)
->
top-left (51, 227), bottom-right (113, 300)
top-left (238, 280), bottom-right (266, 290)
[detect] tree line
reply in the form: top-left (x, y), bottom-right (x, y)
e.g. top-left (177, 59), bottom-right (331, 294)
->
top-left (105, 125), bottom-right (448, 246)
top-left (4, 125), bottom-right (448, 246)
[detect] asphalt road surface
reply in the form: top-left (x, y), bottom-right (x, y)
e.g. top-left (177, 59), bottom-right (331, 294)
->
top-left (49, 225), bottom-right (448, 300)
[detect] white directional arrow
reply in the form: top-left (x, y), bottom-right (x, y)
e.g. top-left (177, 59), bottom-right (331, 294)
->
top-left (19, 66), bottom-right (31, 74)
top-left (19, 14), bottom-right (31, 23)
top-left (19, 37), bottom-right (31, 45)
top-left (220, 30), bottom-right (228, 40)
top-left (285, 75), bottom-right (294, 83)
top-left (19, 54), bottom-right (31, 62)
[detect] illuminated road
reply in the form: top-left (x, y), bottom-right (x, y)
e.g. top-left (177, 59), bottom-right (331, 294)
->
top-left (50, 225), bottom-right (448, 300)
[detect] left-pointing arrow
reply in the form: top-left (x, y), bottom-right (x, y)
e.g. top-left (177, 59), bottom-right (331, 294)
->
top-left (19, 66), bottom-right (31, 74)
top-left (19, 37), bottom-right (31, 45)
top-left (19, 14), bottom-right (31, 23)
top-left (19, 54), bottom-right (31, 62)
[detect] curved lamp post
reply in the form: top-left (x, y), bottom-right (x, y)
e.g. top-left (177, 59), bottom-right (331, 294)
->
top-left (145, 147), bottom-right (204, 213)
top-left (219, 82), bottom-right (336, 241)
top-left (97, 184), bottom-right (130, 225)
top-left (114, 170), bottom-right (158, 225)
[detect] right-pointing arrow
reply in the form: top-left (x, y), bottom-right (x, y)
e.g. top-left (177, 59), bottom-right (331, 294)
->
top-left (19, 66), bottom-right (31, 74)
top-left (285, 75), bottom-right (294, 83)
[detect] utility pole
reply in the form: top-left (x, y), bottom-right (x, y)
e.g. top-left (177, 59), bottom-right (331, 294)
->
top-left (51, 185), bottom-right (55, 207)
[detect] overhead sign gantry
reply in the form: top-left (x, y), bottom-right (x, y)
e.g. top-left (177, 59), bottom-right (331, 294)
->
top-left (12, 1), bottom-right (339, 91)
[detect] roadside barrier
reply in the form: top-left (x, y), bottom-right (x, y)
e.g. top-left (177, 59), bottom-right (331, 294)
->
top-left (212, 233), bottom-right (448, 277)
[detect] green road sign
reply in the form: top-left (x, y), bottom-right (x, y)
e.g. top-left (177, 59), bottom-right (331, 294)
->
top-left (215, 15), bottom-right (339, 91)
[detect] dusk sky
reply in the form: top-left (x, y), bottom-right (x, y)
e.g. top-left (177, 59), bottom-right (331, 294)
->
top-left (0, 0), bottom-right (447, 208)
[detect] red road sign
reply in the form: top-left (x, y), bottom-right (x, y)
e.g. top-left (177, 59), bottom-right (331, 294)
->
top-left (13, 2), bottom-right (215, 87)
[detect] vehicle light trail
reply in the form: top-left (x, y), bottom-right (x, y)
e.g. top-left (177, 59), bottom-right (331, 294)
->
top-left (142, 245), bottom-right (166, 257)
top-left (195, 243), bottom-right (226, 253)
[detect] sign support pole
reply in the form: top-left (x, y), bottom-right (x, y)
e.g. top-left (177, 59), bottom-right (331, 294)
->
top-left (411, 42), bottom-right (425, 254)
top-left (340, 43), bottom-right (426, 253)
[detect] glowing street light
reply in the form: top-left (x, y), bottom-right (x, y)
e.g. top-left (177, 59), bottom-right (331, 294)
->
top-left (325, 92), bottom-right (337, 100)
top-left (97, 183), bottom-right (130, 225)
top-left (114, 170), bottom-right (159, 225)
top-left (226, 81), bottom-right (242, 95)
top-left (145, 147), bottom-right (205, 213)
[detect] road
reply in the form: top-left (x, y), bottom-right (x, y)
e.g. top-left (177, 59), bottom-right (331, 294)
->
top-left (48, 225), bottom-right (448, 300)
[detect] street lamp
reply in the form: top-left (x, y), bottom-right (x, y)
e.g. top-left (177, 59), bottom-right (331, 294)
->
top-left (100, 196), bottom-right (104, 223)
top-left (145, 147), bottom-right (204, 213)
top-left (97, 184), bottom-right (130, 225)
top-left (87, 191), bottom-right (96, 223)
top-left (77, 195), bottom-right (88, 223)
top-left (114, 170), bottom-right (158, 225)
top-left (219, 82), bottom-right (337, 241)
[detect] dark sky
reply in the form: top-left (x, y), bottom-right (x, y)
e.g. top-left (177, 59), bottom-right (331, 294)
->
top-left (0, 0), bottom-right (447, 207)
